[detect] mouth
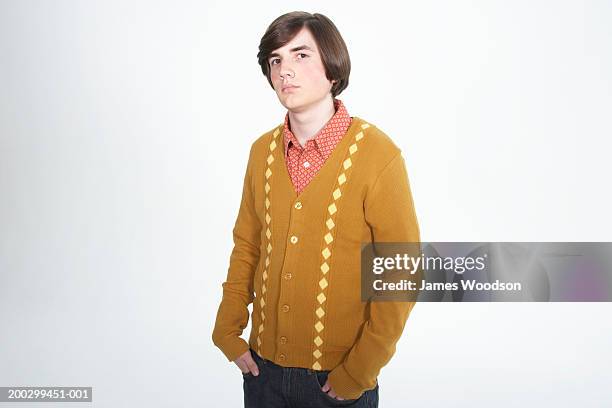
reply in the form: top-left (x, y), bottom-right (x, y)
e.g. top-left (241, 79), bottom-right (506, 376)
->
top-left (282, 85), bottom-right (300, 93)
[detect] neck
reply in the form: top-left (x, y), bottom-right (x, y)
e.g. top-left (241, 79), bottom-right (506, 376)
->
top-left (288, 95), bottom-right (336, 147)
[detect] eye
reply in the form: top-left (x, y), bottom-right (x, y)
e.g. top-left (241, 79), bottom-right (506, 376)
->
top-left (297, 53), bottom-right (309, 59)
top-left (270, 58), bottom-right (280, 66)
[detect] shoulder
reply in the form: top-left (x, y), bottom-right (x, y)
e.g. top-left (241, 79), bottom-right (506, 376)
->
top-left (246, 123), bottom-right (284, 160)
top-left (352, 116), bottom-right (402, 169)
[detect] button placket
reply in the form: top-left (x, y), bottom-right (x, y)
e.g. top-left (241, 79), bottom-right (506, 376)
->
top-left (276, 197), bottom-right (305, 364)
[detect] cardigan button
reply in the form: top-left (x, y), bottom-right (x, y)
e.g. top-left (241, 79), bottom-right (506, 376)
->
top-left (279, 354), bottom-right (286, 361)
top-left (280, 336), bottom-right (287, 344)
top-left (281, 304), bottom-right (290, 312)
top-left (294, 201), bottom-right (302, 209)
top-left (284, 273), bottom-right (292, 280)
top-left (290, 235), bottom-right (299, 244)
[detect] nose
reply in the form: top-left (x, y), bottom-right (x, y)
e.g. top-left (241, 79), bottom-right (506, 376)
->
top-left (279, 60), bottom-right (294, 81)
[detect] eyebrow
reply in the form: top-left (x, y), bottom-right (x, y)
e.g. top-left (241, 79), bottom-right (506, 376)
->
top-left (268, 45), bottom-right (314, 60)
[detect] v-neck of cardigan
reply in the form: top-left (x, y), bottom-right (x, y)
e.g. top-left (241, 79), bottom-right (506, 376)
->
top-left (278, 116), bottom-right (363, 201)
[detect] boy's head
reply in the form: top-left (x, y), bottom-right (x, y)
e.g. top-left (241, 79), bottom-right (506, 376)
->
top-left (257, 12), bottom-right (351, 111)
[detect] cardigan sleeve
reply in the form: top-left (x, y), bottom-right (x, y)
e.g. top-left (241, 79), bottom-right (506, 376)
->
top-left (327, 151), bottom-right (421, 399)
top-left (211, 144), bottom-right (262, 362)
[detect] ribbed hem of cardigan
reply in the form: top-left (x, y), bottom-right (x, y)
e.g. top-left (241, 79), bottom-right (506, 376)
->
top-left (328, 363), bottom-right (371, 400)
top-left (215, 336), bottom-right (250, 362)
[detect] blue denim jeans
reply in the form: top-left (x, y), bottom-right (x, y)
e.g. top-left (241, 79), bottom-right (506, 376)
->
top-left (243, 348), bottom-right (379, 407)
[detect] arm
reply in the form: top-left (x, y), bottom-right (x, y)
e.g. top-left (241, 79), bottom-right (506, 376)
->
top-left (328, 151), bottom-right (421, 399)
top-left (211, 144), bottom-right (262, 362)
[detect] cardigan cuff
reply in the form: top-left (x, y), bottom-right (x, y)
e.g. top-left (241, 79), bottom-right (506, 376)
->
top-left (215, 336), bottom-right (250, 363)
top-left (327, 364), bottom-right (372, 400)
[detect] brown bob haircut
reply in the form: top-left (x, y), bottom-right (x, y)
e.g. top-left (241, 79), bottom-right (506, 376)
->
top-left (257, 11), bottom-right (351, 98)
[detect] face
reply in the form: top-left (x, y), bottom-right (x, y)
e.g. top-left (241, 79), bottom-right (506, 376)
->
top-left (267, 27), bottom-right (335, 112)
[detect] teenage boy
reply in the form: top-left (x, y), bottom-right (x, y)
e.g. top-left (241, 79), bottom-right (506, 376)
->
top-left (212, 11), bottom-right (420, 408)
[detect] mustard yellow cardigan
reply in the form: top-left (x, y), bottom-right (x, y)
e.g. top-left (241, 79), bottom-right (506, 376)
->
top-left (212, 116), bottom-right (420, 399)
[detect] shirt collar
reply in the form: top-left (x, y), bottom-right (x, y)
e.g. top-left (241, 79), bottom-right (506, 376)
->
top-left (283, 98), bottom-right (351, 160)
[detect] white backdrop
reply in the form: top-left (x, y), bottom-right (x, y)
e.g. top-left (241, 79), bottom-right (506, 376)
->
top-left (1, 0), bottom-right (611, 407)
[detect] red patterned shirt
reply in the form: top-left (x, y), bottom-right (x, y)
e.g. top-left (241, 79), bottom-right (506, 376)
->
top-left (283, 98), bottom-right (352, 195)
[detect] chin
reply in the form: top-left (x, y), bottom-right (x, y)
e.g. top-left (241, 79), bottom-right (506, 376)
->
top-left (279, 94), bottom-right (301, 109)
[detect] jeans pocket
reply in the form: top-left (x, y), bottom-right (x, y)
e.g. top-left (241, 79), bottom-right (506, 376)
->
top-left (312, 371), bottom-right (361, 405)
top-left (249, 348), bottom-right (265, 365)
